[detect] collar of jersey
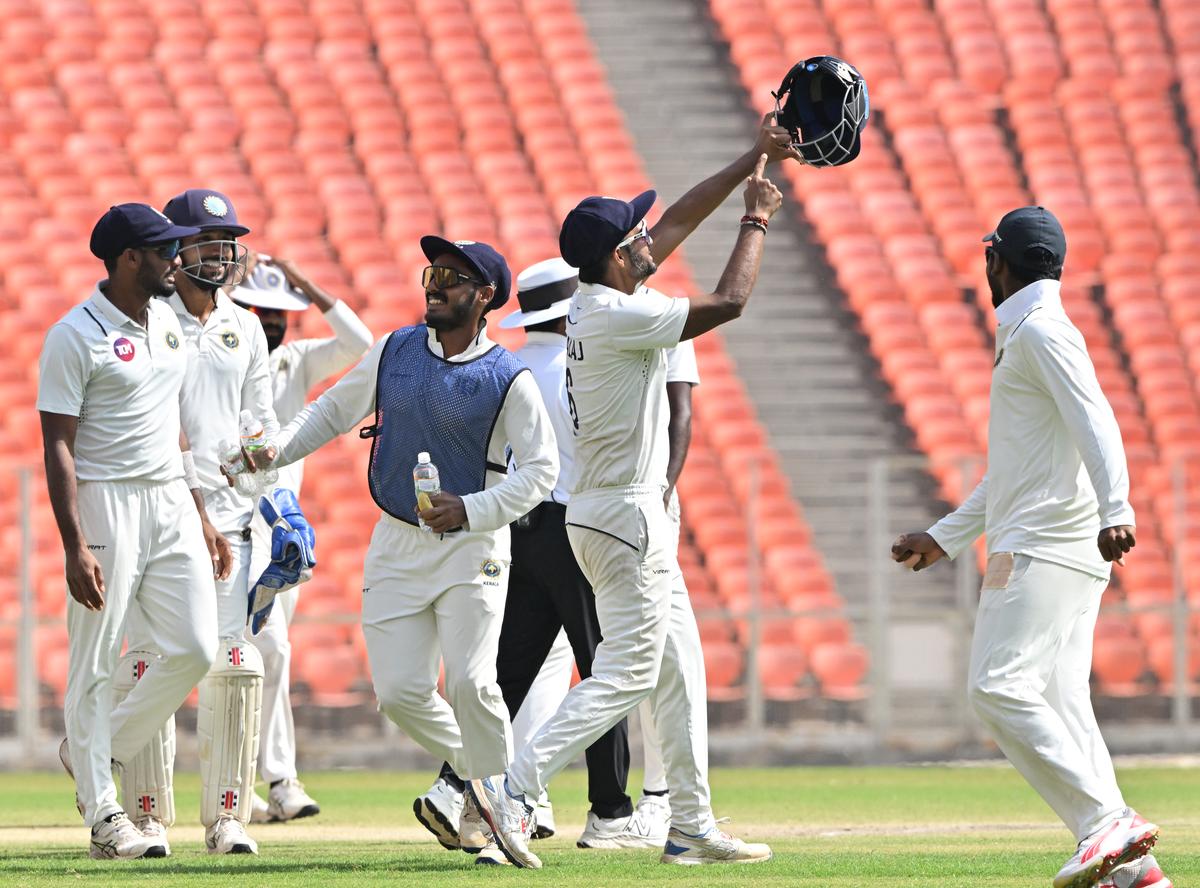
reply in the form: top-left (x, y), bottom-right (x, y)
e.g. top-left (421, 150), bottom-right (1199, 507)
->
top-left (90, 281), bottom-right (152, 330)
top-left (168, 290), bottom-right (236, 328)
top-left (522, 331), bottom-right (566, 346)
top-left (995, 278), bottom-right (1061, 327)
top-left (424, 323), bottom-right (493, 362)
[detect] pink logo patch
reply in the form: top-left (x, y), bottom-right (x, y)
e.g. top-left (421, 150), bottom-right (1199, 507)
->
top-left (113, 337), bottom-right (135, 362)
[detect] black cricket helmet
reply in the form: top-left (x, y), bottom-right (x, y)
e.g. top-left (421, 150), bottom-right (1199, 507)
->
top-left (772, 56), bottom-right (869, 167)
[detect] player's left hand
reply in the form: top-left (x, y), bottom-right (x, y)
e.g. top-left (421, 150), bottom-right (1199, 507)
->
top-left (417, 491), bottom-right (468, 533)
top-left (755, 112), bottom-right (804, 164)
top-left (203, 518), bottom-right (233, 580)
top-left (1098, 525), bottom-right (1136, 565)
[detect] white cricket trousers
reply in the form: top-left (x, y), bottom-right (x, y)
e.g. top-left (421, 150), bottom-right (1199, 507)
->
top-left (361, 514), bottom-right (513, 778)
top-left (245, 518), bottom-right (300, 784)
top-left (509, 486), bottom-right (714, 834)
top-left (969, 553), bottom-right (1126, 841)
top-left (65, 479), bottom-right (218, 827)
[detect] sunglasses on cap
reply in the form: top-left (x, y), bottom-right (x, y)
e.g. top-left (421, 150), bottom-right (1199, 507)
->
top-left (422, 265), bottom-right (485, 291)
top-left (615, 219), bottom-right (653, 251)
top-left (140, 239), bottom-right (181, 260)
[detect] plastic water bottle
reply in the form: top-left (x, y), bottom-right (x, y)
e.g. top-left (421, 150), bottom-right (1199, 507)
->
top-left (413, 452), bottom-right (439, 532)
top-left (219, 438), bottom-right (261, 498)
top-left (220, 410), bottom-right (279, 498)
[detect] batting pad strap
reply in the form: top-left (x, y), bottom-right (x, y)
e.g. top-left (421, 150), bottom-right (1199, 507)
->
top-left (182, 450), bottom-right (200, 490)
top-left (199, 639), bottom-right (264, 828)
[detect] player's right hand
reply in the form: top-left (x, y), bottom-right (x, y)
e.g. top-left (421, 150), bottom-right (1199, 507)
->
top-left (890, 531), bottom-right (947, 572)
top-left (202, 519), bottom-right (233, 581)
top-left (243, 444), bottom-right (278, 471)
top-left (744, 154), bottom-right (783, 219)
top-left (66, 545), bottom-right (105, 610)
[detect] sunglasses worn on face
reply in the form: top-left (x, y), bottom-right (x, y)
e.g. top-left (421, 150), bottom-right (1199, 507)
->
top-left (616, 219), bottom-right (652, 251)
top-left (422, 265), bottom-right (482, 291)
top-left (141, 240), bottom-right (181, 260)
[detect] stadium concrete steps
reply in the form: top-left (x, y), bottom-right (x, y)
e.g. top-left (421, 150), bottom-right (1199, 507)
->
top-left (576, 0), bottom-right (963, 616)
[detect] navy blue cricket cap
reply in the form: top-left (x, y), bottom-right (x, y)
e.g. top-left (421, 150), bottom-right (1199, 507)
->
top-left (983, 206), bottom-right (1066, 272)
top-left (89, 203), bottom-right (201, 261)
top-left (162, 188), bottom-right (251, 236)
top-left (559, 189), bottom-right (656, 268)
top-left (420, 235), bottom-right (512, 311)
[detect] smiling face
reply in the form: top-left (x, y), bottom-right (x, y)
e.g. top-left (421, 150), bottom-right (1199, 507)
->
top-left (178, 228), bottom-right (246, 290)
top-left (424, 252), bottom-right (490, 332)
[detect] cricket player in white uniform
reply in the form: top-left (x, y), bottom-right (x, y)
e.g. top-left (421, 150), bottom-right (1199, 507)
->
top-left (249, 237), bottom-right (556, 849)
top-left (226, 254), bottom-right (373, 823)
top-left (118, 189), bottom-right (278, 855)
top-left (40, 204), bottom-right (224, 859)
top-left (892, 207), bottom-right (1168, 888)
top-left (471, 123), bottom-right (798, 869)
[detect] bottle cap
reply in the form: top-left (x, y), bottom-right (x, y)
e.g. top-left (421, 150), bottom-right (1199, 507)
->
top-left (417, 451), bottom-right (431, 464)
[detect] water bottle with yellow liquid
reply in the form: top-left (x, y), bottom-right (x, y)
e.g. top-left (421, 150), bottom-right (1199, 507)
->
top-left (413, 452), bottom-right (440, 532)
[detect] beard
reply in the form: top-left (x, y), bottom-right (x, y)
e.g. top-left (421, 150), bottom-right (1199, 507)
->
top-left (141, 265), bottom-right (177, 297)
top-left (629, 248), bottom-right (657, 281)
top-left (263, 326), bottom-right (286, 351)
top-left (988, 271), bottom-right (1005, 308)
top-left (425, 297), bottom-right (474, 331)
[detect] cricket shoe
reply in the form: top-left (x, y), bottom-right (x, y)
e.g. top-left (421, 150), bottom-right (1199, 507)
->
top-left (634, 794), bottom-right (671, 841)
top-left (578, 807), bottom-right (667, 849)
top-left (458, 791), bottom-right (489, 854)
top-left (268, 778), bottom-right (320, 822)
top-left (660, 825), bottom-right (773, 865)
top-left (1099, 854), bottom-right (1171, 888)
top-left (89, 811), bottom-right (167, 860)
top-left (467, 774), bottom-right (541, 869)
top-left (413, 776), bottom-right (463, 850)
top-left (533, 790), bottom-right (555, 839)
top-left (250, 791), bottom-right (270, 824)
top-left (58, 737), bottom-right (84, 819)
top-left (475, 841), bottom-right (513, 866)
top-left (1053, 811), bottom-right (1158, 888)
top-left (134, 816), bottom-right (171, 857)
top-left (206, 815), bottom-right (259, 854)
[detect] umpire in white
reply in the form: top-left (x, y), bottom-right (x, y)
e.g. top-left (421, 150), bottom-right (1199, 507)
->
top-left (251, 237), bottom-right (556, 810)
top-left (39, 204), bottom-right (221, 859)
top-left (893, 207), bottom-right (1163, 888)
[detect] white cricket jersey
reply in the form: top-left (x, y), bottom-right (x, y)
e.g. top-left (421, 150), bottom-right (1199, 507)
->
top-left (666, 337), bottom-right (700, 386)
top-left (928, 279), bottom-right (1134, 580)
top-left (516, 331), bottom-right (574, 504)
top-left (564, 282), bottom-right (689, 494)
top-left (169, 290), bottom-right (279, 534)
top-left (37, 284), bottom-right (188, 483)
top-left (265, 300), bottom-right (373, 496)
top-left (275, 325), bottom-right (557, 535)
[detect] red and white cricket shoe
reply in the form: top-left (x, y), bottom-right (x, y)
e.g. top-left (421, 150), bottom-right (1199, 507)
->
top-left (1099, 854), bottom-right (1172, 888)
top-left (1053, 811), bottom-right (1158, 888)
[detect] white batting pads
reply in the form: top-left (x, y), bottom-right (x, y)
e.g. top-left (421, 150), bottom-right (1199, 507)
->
top-left (112, 650), bottom-right (176, 826)
top-left (198, 638), bottom-right (264, 827)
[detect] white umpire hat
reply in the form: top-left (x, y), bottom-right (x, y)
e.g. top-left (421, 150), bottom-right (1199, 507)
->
top-left (499, 257), bottom-right (579, 329)
top-left (227, 259), bottom-right (310, 311)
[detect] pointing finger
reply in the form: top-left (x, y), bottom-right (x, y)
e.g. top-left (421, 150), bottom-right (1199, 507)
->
top-left (753, 152), bottom-right (768, 178)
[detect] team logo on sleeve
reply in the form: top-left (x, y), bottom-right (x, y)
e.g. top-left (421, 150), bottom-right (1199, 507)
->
top-left (220, 330), bottom-right (239, 349)
top-left (480, 560), bottom-right (502, 578)
top-left (165, 331), bottom-right (179, 350)
top-left (113, 337), bottom-right (135, 362)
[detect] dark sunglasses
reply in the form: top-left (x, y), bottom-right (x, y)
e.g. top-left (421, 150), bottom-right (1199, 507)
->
top-left (140, 239), bottom-right (181, 260)
top-left (422, 265), bottom-right (482, 291)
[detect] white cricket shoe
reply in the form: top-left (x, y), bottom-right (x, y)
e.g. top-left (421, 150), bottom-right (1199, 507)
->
top-left (134, 816), bottom-right (171, 857)
top-left (58, 738), bottom-right (84, 819)
top-left (1054, 811), bottom-right (1158, 888)
top-left (635, 794), bottom-right (671, 841)
top-left (1100, 854), bottom-right (1172, 888)
top-left (577, 807), bottom-right (667, 849)
top-left (413, 777), bottom-right (463, 851)
top-left (250, 791), bottom-right (270, 824)
top-left (206, 815), bottom-right (259, 855)
top-left (475, 841), bottom-right (513, 866)
top-left (533, 790), bottom-right (555, 839)
top-left (459, 791), bottom-right (489, 854)
top-left (467, 775), bottom-right (541, 869)
top-left (660, 825), bottom-right (773, 865)
top-left (90, 811), bottom-right (167, 860)
top-left (268, 778), bottom-right (320, 822)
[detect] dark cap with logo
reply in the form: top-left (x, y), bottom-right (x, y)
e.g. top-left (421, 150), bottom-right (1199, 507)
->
top-left (89, 203), bottom-right (202, 261)
top-left (983, 206), bottom-right (1066, 272)
top-left (559, 189), bottom-right (656, 268)
top-left (162, 188), bottom-right (251, 236)
top-left (420, 235), bottom-right (512, 311)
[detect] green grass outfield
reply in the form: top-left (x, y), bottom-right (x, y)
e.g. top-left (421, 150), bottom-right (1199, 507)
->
top-left (0, 766), bottom-right (1197, 886)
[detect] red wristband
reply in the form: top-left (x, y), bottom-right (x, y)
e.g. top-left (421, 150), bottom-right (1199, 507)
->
top-left (740, 214), bottom-right (769, 229)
